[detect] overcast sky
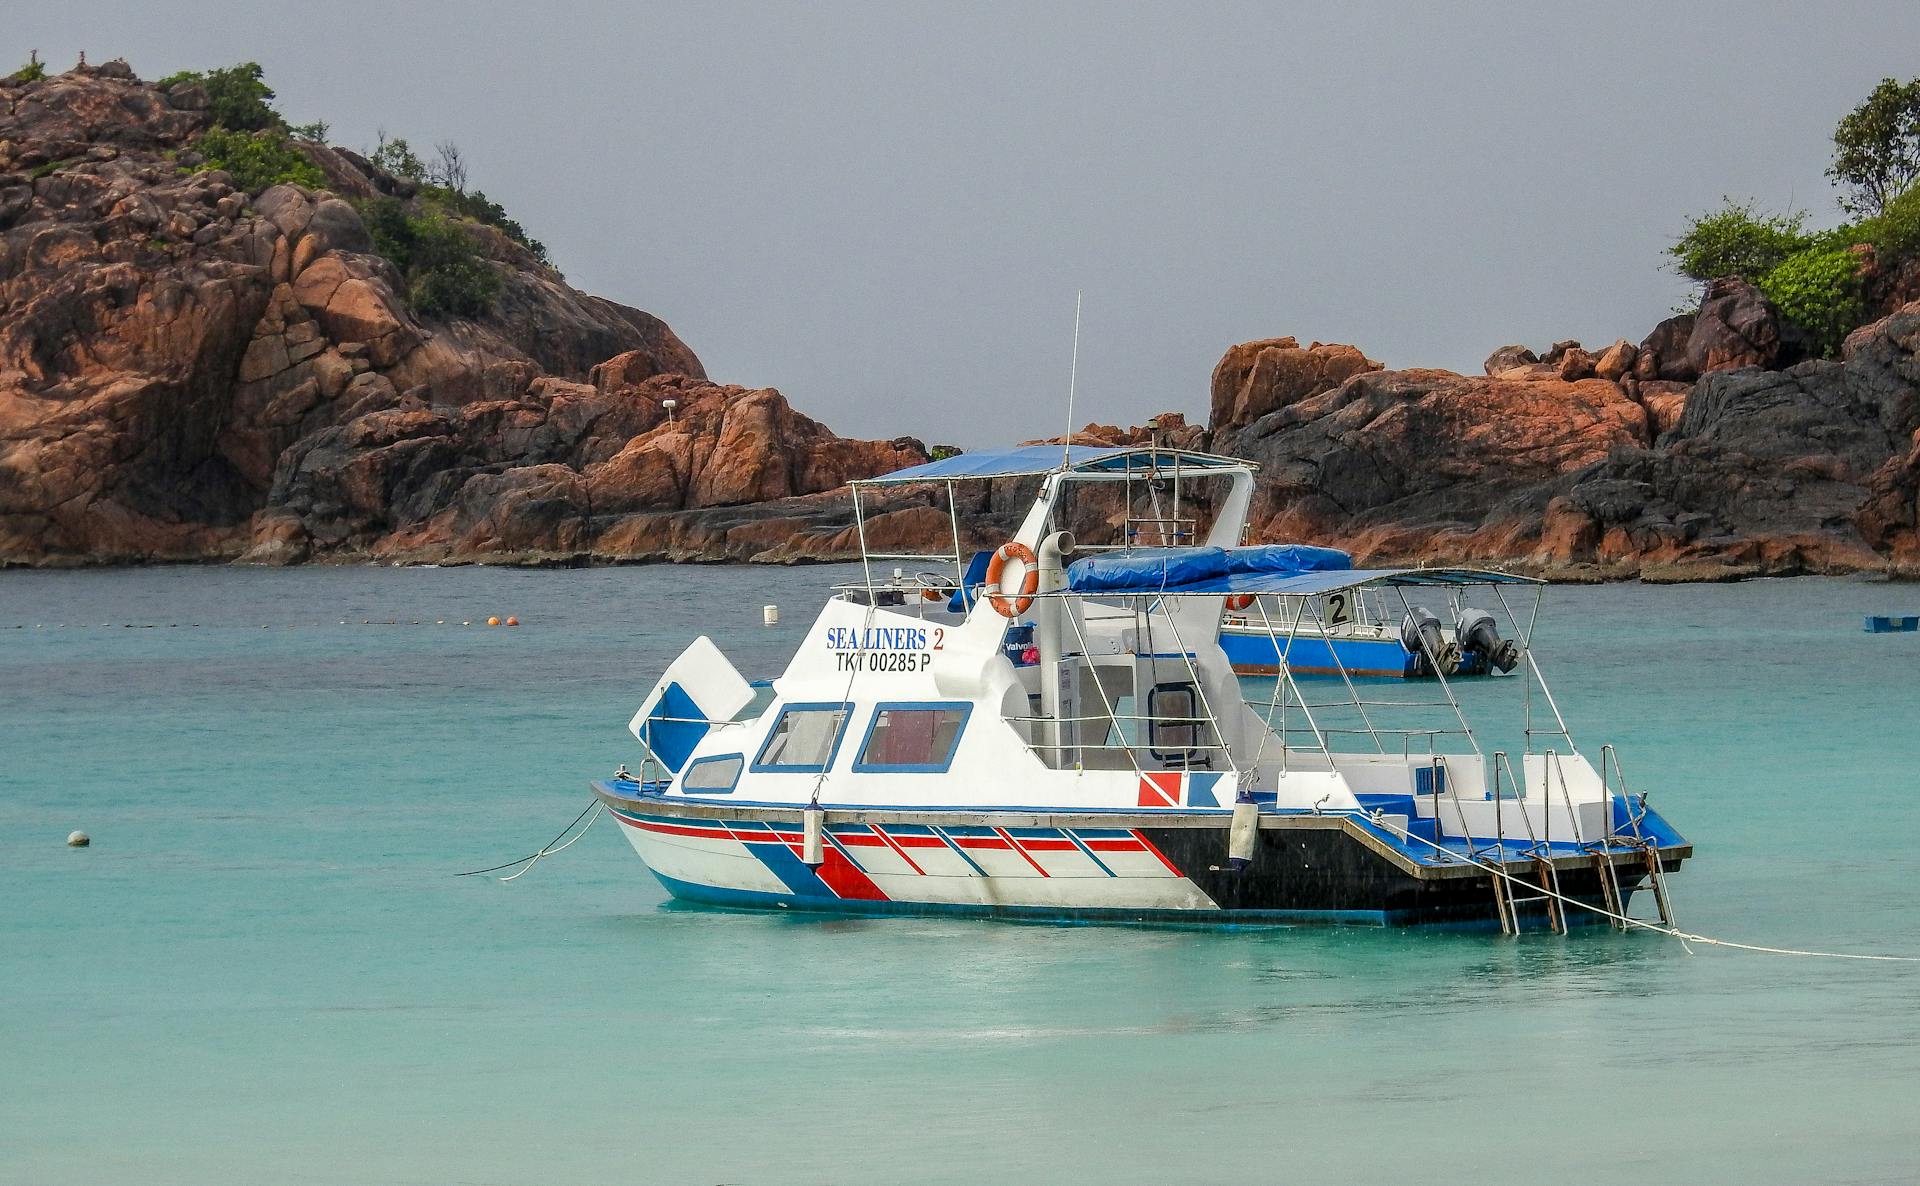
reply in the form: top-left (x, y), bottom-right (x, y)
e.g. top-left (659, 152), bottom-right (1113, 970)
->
top-left (17, 2), bottom-right (1920, 445)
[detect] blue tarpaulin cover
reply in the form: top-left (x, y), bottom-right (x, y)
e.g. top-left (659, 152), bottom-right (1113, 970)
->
top-left (1065, 546), bottom-right (1533, 596)
top-left (1066, 544), bottom-right (1352, 594)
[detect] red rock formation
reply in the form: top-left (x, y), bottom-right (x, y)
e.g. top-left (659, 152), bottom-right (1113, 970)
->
top-left (0, 62), bottom-right (921, 567)
top-left (1023, 412), bottom-right (1205, 450)
top-left (1209, 338), bottom-right (1380, 429)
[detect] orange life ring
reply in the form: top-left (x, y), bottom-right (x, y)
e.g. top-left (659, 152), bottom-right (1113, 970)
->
top-left (1224, 593), bottom-right (1255, 611)
top-left (922, 586), bottom-right (947, 603)
top-left (985, 541), bottom-right (1039, 618)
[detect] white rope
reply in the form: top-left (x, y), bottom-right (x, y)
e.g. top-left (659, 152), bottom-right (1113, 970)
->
top-left (499, 794), bottom-right (602, 878)
top-left (1363, 812), bottom-right (1920, 962)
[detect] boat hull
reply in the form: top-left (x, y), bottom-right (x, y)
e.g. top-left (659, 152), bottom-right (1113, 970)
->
top-left (595, 783), bottom-right (1683, 928)
top-left (1218, 625), bottom-right (1494, 679)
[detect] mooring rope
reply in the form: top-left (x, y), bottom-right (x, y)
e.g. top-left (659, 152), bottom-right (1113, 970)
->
top-left (457, 798), bottom-right (603, 882)
top-left (1364, 812), bottom-right (1920, 962)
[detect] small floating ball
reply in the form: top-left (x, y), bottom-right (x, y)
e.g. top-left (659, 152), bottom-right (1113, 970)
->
top-left (505, 616), bottom-right (520, 627)
top-left (67, 831), bottom-right (90, 848)
top-left (487, 616), bottom-right (501, 626)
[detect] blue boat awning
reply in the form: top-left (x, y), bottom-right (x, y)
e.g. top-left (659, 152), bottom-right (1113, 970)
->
top-left (1064, 560), bottom-right (1539, 598)
top-left (1067, 544), bottom-right (1352, 594)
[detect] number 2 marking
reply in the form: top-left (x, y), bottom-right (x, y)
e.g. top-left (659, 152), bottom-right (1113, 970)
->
top-left (932, 628), bottom-right (945, 650)
top-left (1326, 593), bottom-right (1352, 626)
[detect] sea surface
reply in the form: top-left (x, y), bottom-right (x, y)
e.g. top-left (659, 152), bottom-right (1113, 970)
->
top-left (4, 565), bottom-right (1918, 1185)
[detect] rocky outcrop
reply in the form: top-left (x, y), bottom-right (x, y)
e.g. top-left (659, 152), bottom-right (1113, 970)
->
top-left (1209, 337), bottom-right (1381, 429)
top-left (1205, 301), bottom-right (1920, 579)
top-left (1210, 363), bottom-right (1653, 570)
top-left (0, 62), bottom-right (920, 566)
top-left (1685, 277), bottom-right (1793, 375)
top-left (1639, 313), bottom-right (1699, 382)
top-left (1025, 412), bottom-right (1205, 450)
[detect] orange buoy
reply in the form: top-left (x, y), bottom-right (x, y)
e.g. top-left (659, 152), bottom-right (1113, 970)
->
top-left (505, 616), bottom-right (520, 626)
top-left (487, 616), bottom-right (501, 626)
top-left (1224, 593), bottom-right (1256, 611)
top-left (985, 541), bottom-right (1039, 618)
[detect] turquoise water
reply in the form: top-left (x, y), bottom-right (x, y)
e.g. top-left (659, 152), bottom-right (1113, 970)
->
top-left (5, 566), bottom-right (1918, 1185)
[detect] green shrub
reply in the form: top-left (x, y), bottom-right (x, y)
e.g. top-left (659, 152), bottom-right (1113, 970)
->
top-left (158, 62), bottom-right (283, 132)
top-left (364, 134), bottom-right (550, 265)
top-left (287, 120), bottom-right (330, 143)
top-left (358, 196), bottom-right (501, 318)
top-left (421, 185), bottom-right (549, 264)
top-left (1759, 247), bottom-right (1866, 358)
top-left (1668, 200), bottom-right (1813, 283)
top-left (192, 126), bottom-right (324, 192)
top-left (1847, 182), bottom-right (1920, 262)
top-left (10, 53), bottom-right (46, 83)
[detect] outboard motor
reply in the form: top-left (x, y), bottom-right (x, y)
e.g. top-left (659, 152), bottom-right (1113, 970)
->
top-left (1456, 607), bottom-right (1522, 673)
top-left (1400, 607), bottom-right (1462, 677)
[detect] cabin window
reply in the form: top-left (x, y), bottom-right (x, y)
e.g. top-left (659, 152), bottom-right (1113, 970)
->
top-left (1148, 682), bottom-right (1203, 764)
top-left (752, 704), bottom-right (851, 772)
top-left (681, 754), bottom-right (744, 794)
top-left (854, 703), bottom-right (971, 772)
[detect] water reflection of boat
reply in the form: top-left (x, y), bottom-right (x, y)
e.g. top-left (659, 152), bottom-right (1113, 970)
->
top-left (1219, 577), bottom-right (1525, 679)
top-left (593, 444), bottom-right (1688, 930)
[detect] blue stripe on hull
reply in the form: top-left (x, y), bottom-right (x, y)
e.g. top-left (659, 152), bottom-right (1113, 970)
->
top-left (649, 869), bottom-right (1394, 927)
top-left (1220, 630), bottom-right (1414, 677)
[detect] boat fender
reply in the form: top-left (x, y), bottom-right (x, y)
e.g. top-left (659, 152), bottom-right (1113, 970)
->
top-left (985, 541), bottom-right (1039, 618)
top-left (1227, 796), bottom-right (1260, 871)
top-left (802, 804), bottom-right (825, 866)
top-left (1400, 607), bottom-right (1462, 676)
top-left (1456, 608), bottom-right (1521, 673)
top-left (1224, 593), bottom-right (1255, 611)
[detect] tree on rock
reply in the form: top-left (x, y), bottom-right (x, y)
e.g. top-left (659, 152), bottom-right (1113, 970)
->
top-left (1829, 77), bottom-right (1920, 216)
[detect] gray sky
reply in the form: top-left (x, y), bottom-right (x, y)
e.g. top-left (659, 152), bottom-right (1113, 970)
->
top-left (17, 2), bottom-right (1920, 446)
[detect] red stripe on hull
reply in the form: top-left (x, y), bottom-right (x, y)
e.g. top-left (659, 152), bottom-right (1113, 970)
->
top-left (1132, 830), bottom-right (1185, 876)
top-left (995, 827), bottom-right (1051, 877)
top-left (808, 844), bottom-right (890, 900)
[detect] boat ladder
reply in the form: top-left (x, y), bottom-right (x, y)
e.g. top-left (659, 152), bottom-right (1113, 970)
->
top-left (1596, 745), bottom-right (1677, 931)
top-left (1482, 748), bottom-right (1679, 938)
top-left (1488, 854), bottom-right (1568, 936)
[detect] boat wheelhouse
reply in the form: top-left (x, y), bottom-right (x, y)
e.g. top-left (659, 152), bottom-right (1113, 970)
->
top-left (594, 444), bottom-right (1689, 929)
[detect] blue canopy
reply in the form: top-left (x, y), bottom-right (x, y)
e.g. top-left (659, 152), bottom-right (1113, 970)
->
top-left (1067, 544), bottom-right (1352, 594)
top-left (857, 445), bottom-right (1254, 485)
top-left (1064, 546), bottom-right (1535, 596)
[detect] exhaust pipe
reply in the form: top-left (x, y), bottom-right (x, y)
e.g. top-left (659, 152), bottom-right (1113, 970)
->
top-left (1456, 607), bottom-right (1521, 673)
top-left (1036, 531), bottom-right (1077, 766)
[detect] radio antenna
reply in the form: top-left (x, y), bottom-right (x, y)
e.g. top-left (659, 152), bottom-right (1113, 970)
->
top-left (1061, 290), bottom-right (1082, 469)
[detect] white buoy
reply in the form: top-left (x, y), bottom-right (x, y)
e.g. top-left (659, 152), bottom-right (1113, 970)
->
top-left (1227, 798), bottom-right (1259, 870)
top-left (67, 831), bottom-right (90, 848)
top-left (762, 604), bottom-right (780, 626)
top-left (802, 805), bottom-right (825, 866)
